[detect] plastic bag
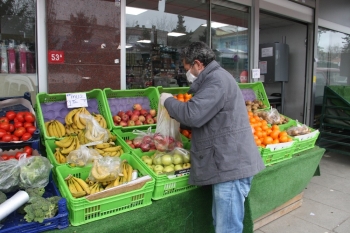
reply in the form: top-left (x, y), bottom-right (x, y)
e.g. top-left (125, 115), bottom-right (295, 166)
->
top-left (67, 141), bottom-right (103, 167)
top-left (89, 156), bottom-right (122, 182)
top-left (19, 155), bottom-right (53, 189)
top-left (80, 114), bottom-right (109, 142)
top-left (255, 108), bottom-right (281, 124)
top-left (132, 127), bottom-right (155, 152)
top-left (287, 121), bottom-right (311, 136)
top-left (154, 105), bottom-right (183, 152)
top-left (0, 159), bottom-right (20, 193)
top-left (151, 147), bottom-right (191, 174)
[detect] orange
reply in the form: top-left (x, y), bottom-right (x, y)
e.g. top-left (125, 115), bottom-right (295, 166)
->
top-left (182, 130), bottom-right (190, 138)
top-left (279, 135), bottom-right (289, 143)
top-left (250, 118), bottom-right (256, 124)
top-left (272, 138), bottom-right (280, 144)
top-left (261, 124), bottom-right (269, 131)
top-left (254, 130), bottom-right (263, 138)
top-left (279, 131), bottom-right (288, 138)
top-left (270, 130), bottom-right (280, 140)
top-left (263, 136), bottom-right (273, 145)
top-left (177, 93), bottom-right (184, 99)
top-left (177, 97), bottom-right (185, 102)
top-left (271, 125), bottom-right (279, 131)
top-left (248, 111), bottom-right (254, 117)
top-left (184, 93), bottom-right (192, 99)
top-left (255, 138), bottom-right (262, 146)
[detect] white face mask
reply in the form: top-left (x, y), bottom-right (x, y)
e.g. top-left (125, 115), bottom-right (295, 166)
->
top-left (186, 70), bottom-right (197, 83)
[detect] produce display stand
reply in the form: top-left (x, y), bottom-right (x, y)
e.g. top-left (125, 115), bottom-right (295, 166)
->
top-left (47, 146), bottom-right (325, 233)
top-left (317, 85), bottom-right (350, 155)
top-left (238, 82), bottom-right (270, 110)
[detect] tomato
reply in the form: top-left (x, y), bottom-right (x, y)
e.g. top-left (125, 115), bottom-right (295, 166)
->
top-left (26, 126), bottom-right (36, 135)
top-left (5, 111), bottom-right (16, 120)
top-left (24, 112), bottom-right (35, 123)
top-left (8, 124), bottom-right (14, 132)
top-left (1, 155), bottom-right (9, 160)
top-left (23, 122), bottom-right (33, 128)
top-left (15, 152), bottom-right (25, 160)
top-left (21, 132), bottom-right (32, 141)
top-left (0, 117), bottom-right (9, 124)
top-left (7, 155), bottom-right (16, 160)
top-left (11, 135), bottom-right (19, 141)
top-left (15, 114), bottom-right (25, 122)
top-left (14, 127), bottom-right (26, 137)
top-left (0, 122), bottom-right (10, 132)
top-left (0, 129), bottom-right (6, 139)
top-left (23, 146), bottom-right (33, 156)
top-left (14, 121), bottom-right (23, 128)
top-left (2, 134), bottom-right (12, 142)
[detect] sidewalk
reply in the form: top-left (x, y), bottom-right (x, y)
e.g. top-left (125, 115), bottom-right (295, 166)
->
top-left (254, 150), bottom-right (350, 233)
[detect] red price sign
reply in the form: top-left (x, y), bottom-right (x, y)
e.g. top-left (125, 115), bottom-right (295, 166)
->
top-left (48, 50), bottom-right (64, 64)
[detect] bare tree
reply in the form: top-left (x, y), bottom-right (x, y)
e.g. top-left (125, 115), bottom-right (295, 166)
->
top-left (151, 14), bottom-right (176, 32)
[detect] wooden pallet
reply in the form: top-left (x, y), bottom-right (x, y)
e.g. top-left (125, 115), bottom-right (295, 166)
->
top-left (253, 192), bottom-right (303, 230)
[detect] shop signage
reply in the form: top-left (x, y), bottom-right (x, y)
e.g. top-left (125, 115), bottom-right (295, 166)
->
top-left (48, 50), bottom-right (65, 64)
top-left (66, 93), bottom-right (88, 108)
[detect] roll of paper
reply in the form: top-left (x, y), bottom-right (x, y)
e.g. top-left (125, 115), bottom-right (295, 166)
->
top-left (0, 191), bottom-right (29, 221)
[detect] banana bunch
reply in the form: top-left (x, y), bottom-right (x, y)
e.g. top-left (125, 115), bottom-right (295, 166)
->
top-left (77, 130), bottom-right (91, 145)
top-left (55, 135), bottom-right (80, 155)
top-left (93, 113), bottom-right (108, 129)
top-left (45, 120), bottom-right (66, 137)
top-left (65, 174), bottom-right (91, 198)
top-left (90, 160), bottom-right (119, 183)
top-left (104, 160), bottom-right (134, 189)
top-left (65, 124), bottom-right (83, 136)
top-left (89, 182), bottom-right (105, 195)
top-left (93, 142), bottom-right (124, 157)
top-left (54, 148), bottom-right (67, 164)
top-left (65, 107), bottom-right (91, 130)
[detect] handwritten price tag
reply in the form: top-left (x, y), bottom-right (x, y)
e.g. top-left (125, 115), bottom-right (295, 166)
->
top-left (66, 93), bottom-right (88, 108)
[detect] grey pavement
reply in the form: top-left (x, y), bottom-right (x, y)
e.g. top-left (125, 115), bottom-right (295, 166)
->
top-left (254, 150), bottom-right (350, 233)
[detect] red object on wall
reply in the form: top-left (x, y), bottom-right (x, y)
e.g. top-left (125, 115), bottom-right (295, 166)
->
top-left (48, 50), bottom-right (64, 64)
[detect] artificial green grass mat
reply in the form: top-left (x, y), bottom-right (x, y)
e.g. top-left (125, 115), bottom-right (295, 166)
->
top-left (48, 147), bottom-right (325, 233)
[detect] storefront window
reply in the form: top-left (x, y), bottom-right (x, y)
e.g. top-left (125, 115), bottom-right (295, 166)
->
top-left (125, 0), bottom-right (209, 89)
top-left (0, 0), bottom-right (36, 102)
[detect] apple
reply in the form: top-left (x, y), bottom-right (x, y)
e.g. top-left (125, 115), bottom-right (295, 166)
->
top-left (174, 164), bottom-right (183, 171)
top-left (163, 165), bottom-right (174, 173)
top-left (140, 143), bottom-right (150, 152)
top-left (152, 156), bottom-right (162, 165)
top-left (133, 138), bottom-right (142, 148)
top-left (125, 139), bottom-right (133, 145)
top-left (138, 115), bottom-right (146, 122)
top-left (130, 114), bottom-right (139, 121)
top-left (133, 103), bottom-right (142, 111)
top-left (113, 115), bottom-right (121, 123)
top-left (141, 155), bottom-right (151, 161)
top-left (153, 117), bottom-right (157, 123)
top-left (161, 154), bottom-right (173, 166)
top-left (128, 120), bottom-right (135, 126)
top-left (149, 109), bottom-right (156, 117)
top-left (125, 110), bottom-right (133, 117)
top-left (117, 111), bottom-right (125, 117)
top-left (182, 163), bottom-right (191, 169)
top-left (173, 153), bottom-right (184, 165)
top-left (133, 109), bottom-right (140, 116)
top-left (143, 157), bottom-right (153, 165)
top-left (183, 153), bottom-right (190, 163)
top-left (119, 121), bottom-right (128, 127)
top-left (121, 114), bottom-right (129, 122)
top-left (146, 118), bottom-right (154, 124)
top-left (146, 114), bottom-right (153, 119)
top-left (153, 165), bottom-right (164, 173)
top-left (135, 120), bottom-right (143, 125)
top-left (140, 109), bottom-right (148, 116)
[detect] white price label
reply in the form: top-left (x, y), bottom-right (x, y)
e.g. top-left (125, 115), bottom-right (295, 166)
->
top-left (66, 93), bottom-right (88, 108)
top-left (252, 69), bottom-right (261, 79)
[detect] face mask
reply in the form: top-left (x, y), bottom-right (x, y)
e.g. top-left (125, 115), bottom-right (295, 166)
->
top-left (186, 70), bottom-right (197, 83)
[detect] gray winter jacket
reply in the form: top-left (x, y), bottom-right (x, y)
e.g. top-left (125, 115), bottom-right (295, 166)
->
top-left (164, 60), bottom-right (265, 186)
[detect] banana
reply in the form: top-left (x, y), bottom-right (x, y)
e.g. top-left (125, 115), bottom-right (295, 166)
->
top-left (71, 176), bottom-right (91, 195)
top-left (94, 148), bottom-right (105, 155)
top-left (94, 114), bottom-right (107, 129)
top-left (113, 177), bottom-right (120, 187)
top-left (127, 163), bottom-right (133, 182)
top-left (54, 149), bottom-right (66, 164)
top-left (47, 121), bottom-right (56, 137)
top-left (45, 121), bottom-right (51, 136)
top-left (71, 178), bottom-right (84, 192)
top-left (80, 107), bottom-right (91, 125)
top-left (102, 146), bottom-right (121, 152)
top-left (91, 164), bottom-right (110, 181)
top-left (73, 108), bottom-right (85, 129)
top-left (61, 136), bottom-right (77, 154)
top-left (65, 108), bottom-right (79, 125)
top-left (71, 190), bottom-right (87, 198)
top-left (105, 181), bottom-right (114, 189)
top-left (67, 179), bottom-right (78, 193)
top-left (55, 135), bottom-right (74, 148)
top-left (54, 120), bottom-right (66, 137)
top-left (89, 183), bottom-right (100, 194)
top-left (110, 151), bottom-right (118, 157)
top-left (95, 143), bottom-right (111, 149)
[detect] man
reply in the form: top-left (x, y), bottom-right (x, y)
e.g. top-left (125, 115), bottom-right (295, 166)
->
top-left (160, 41), bottom-right (265, 233)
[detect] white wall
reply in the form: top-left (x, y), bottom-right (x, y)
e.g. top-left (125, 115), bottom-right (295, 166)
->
top-left (259, 23), bottom-right (307, 122)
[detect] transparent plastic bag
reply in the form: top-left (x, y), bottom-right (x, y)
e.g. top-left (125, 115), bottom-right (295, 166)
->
top-left (287, 121), bottom-right (311, 136)
top-left (255, 107), bottom-right (281, 124)
top-left (154, 105), bottom-right (183, 152)
top-left (0, 159), bottom-right (20, 193)
top-left (89, 156), bottom-right (122, 182)
top-left (132, 126), bottom-right (155, 152)
top-left (19, 155), bottom-right (53, 189)
top-left (67, 141), bottom-right (103, 167)
top-left (152, 147), bottom-right (191, 174)
top-left (80, 114), bottom-right (109, 142)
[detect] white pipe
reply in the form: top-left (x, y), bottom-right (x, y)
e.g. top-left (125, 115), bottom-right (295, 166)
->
top-left (37, 0), bottom-right (48, 93)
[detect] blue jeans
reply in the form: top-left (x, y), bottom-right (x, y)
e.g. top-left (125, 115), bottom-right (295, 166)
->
top-left (212, 176), bottom-right (253, 233)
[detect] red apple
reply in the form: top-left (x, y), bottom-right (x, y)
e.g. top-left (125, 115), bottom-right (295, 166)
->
top-left (153, 117), bottom-right (157, 123)
top-left (133, 110), bottom-right (141, 116)
top-left (133, 103), bottom-right (142, 111)
top-left (125, 139), bottom-right (133, 145)
top-left (130, 114), bottom-right (139, 121)
top-left (138, 115), bottom-right (146, 122)
top-left (128, 120), bottom-right (135, 126)
top-left (149, 109), bottom-right (156, 117)
top-left (117, 111), bottom-right (125, 117)
top-left (119, 121), bottom-right (128, 127)
top-left (146, 114), bottom-right (153, 119)
top-left (135, 120), bottom-right (143, 125)
top-left (140, 109), bottom-right (148, 116)
top-left (146, 118), bottom-right (154, 124)
top-left (113, 115), bottom-right (121, 123)
top-left (125, 110), bottom-right (133, 117)
top-left (121, 114), bottom-right (129, 122)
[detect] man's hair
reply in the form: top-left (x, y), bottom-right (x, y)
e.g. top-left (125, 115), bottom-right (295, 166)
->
top-left (180, 41), bottom-right (215, 66)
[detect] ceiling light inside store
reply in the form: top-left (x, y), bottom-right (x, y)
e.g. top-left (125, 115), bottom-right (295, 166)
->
top-left (167, 32), bottom-right (186, 37)
top-left (125, 44), bottom-right (133, 48)
top-left (126, 7), bottom-right (147, 15)
top-left (137, 40), bottom-right (151, 43)
top-left (202, 22), bottom-right (229, 28)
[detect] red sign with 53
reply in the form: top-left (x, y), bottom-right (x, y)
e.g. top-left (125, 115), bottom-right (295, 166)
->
top-left (48, 50), bottom-right (64, 64)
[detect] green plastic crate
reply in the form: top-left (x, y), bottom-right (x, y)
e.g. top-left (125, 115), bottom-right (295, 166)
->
top-left (131, 143), bottom-right (197, 200)
top-left (35, 89), bottom-right (110, 142)
top-left (259, 141), bottom-right (295, 166)
top-left (55, 153), bottom-right (154, 226)
top-left (113, 128), bottom-right (189, 153)
top-left (238, 82), bottom-right (270, 110)
top-left (45, 131), bottom-right (130, 169)
top-left (292, 130), bottom-right (320, 154)
top-left (103, 87), bottom-right (159, 131)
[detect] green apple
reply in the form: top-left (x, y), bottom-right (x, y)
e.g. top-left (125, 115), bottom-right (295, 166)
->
top-left (173, 153), bottom-right (184, 165)
top-left (153, 165), bottom-right (164, 173)
top-left (174, 164), bottom-right (183, 171)
top-left (143, 157), bottom-right (153, 165)
top-left (182, 163), bottom-right (191, 169)
top-left (141, 155), bottom-right (151, 161)
top-left (163, 165), bottom-right (175, 173)
top-left (161, 154), bottom-right (173, 166)
top-left (152, 156), bottom-right (162, 165)
top-left (183, 153), bottom-right (190, 163)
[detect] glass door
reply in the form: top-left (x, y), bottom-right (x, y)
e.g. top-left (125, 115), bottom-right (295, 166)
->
top-left (211, 1), bottom-right (250, 83)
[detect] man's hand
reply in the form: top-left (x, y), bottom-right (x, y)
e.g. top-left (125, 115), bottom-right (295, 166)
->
top-left (160, 93), bottom-right (173, 105)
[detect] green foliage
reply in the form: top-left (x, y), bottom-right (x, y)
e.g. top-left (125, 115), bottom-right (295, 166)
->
top-left (0, 191), bottom-right (7, 204)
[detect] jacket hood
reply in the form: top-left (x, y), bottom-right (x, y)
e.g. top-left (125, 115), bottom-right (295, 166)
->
top-left (189, 60), bottom-right (220, 94)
